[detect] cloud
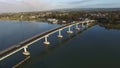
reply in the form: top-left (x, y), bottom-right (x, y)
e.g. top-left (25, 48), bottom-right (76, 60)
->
top-left (0, 0), bottom-right (119, 13)
top-left (57, 0), bottom-right (95, 9)
top-left (0, 0), bottom-right (53, 13)
top-left (61, 0), bottom-right (120, 8)
top-left (82, 3), bottom-right (120, 8)
top-left (67, 0), bottom-right (94, 4)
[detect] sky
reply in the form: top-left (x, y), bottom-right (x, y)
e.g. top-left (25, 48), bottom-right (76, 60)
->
top-left (0, 0), bottom-right (120, 13)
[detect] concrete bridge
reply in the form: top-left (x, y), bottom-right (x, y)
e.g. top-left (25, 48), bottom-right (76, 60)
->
top-left (0, 20), bottom-right (95, 61)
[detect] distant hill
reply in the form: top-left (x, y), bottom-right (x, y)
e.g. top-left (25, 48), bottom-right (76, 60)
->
top-left (53, 8), bottom-right (120, 12)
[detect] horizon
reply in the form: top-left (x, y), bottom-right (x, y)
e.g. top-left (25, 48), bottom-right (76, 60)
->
top-left (0, 8), bottom-right (120, 14)
top-left (0, 0), bottom-right (120, 13)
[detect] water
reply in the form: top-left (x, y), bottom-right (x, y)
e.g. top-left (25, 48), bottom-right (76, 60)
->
top-left (0, 21), bottom-right (120, 68)
top-left (0, 20), bottom-right (59, 51)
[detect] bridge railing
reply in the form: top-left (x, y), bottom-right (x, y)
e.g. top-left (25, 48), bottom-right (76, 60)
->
top-left (19, 23), bottom-right (73, 46)
top-left (0, 20), bottom-right (95, 61)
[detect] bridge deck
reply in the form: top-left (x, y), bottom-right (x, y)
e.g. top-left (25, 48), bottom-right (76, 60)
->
top-left (19, 23), bottom-right (71, 46)
top-left (0, 23), bottom-right (73, 60)
top-left (0, 20), bottom-right (94, 61)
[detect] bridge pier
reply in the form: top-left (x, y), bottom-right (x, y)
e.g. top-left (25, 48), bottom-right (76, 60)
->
top-left (0, 20), bottom-right (95, 61)
top-left (57, 29), bottom-right (63, 38)
top-left (67, 25), bottom-right (73, 34)
top-left (75, 24), bottom-right (80, 30)
top-left (86, 22), bottom-right (89, 26)
top-left (81, 23), bottom-right (84, 28)
top-left (44, 35), bottom-right (50, 45)
top-left (23, 46), bottom-right (30, 56)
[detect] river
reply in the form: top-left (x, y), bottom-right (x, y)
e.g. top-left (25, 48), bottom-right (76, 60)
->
top-left (0, 21), bottom-right (120, 68)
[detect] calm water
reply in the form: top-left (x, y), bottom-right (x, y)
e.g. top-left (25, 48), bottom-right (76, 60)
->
top-left (0, 21), bottom-right (59, 51)
top-left (0, 21), bottom-right (120, 68)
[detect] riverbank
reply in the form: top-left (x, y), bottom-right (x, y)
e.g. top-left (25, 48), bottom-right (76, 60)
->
top-left (0, 9), bottom-right (119, 24)
top-left (98, 23), bottom-right (120, 30)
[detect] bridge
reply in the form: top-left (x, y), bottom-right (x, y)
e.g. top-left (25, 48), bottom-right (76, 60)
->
top-left (0, 20), bottom-right (95, 61)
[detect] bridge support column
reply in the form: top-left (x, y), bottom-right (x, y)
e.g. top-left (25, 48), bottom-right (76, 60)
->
top-left (75, 24), bottom-right (80, 30)
top-left (44, 35), bottom-right (50, 45)
top-left (67, 26), bottom-right (73, 34)
top-left (58, 29), bottom-right (63, 38)
top-left (81, 23), bottom-right (84, 28)
top-left (86, 22), bottom-right (89, 26)
top-left (23, 46), bottom-right (30, 56)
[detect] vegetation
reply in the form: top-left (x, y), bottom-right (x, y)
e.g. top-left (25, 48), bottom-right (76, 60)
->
top-left (0, 9), bottom-right (120, 24)
top-left (99, 23), bottom-right (120, 30)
